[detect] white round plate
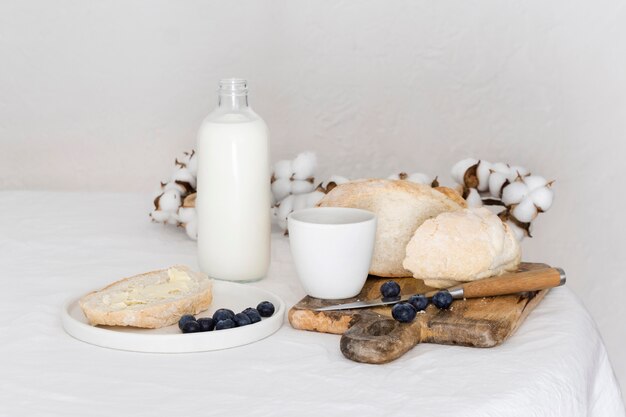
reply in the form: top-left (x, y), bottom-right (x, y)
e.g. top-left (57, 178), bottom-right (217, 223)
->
top-left (61, 280), bottom-right (285, 353)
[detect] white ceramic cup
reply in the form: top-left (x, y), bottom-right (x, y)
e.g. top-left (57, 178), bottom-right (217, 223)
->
top-left (287, 207), bottom-right (377, 299)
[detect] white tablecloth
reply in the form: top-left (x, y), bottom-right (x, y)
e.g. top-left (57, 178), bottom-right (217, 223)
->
top-left (0, 191), bottom-right (624, 417)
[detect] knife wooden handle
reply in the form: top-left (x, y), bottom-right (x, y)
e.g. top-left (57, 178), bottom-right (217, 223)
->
top-left (458, 267), bottom-right (565, 298)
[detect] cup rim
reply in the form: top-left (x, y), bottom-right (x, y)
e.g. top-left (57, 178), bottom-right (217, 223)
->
top-left (287, 207), bottom-right (376, 227)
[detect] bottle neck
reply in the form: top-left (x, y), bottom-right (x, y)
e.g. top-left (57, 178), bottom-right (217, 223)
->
top-left (218, 93), bottom-right (249, 110)
top-left (217, 78), bottom-right (249, 111)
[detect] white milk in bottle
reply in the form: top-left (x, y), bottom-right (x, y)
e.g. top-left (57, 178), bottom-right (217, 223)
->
top-left (196, 79), bottom-right (271, 281)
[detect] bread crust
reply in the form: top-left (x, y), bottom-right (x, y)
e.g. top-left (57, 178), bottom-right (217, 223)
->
top-left (79, 266), bottom-right (213, 329)
top-left (317, 179), bottom-right (465, 277)
top-left (403, 208), bottom-right (521, 282)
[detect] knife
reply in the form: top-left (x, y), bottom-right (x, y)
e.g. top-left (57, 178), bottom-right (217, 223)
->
top-left (313, 266), bottom-right (566, 311)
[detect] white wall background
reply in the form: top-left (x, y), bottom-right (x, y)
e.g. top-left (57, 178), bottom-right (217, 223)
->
top-left (1, 0), bottom-right (625, 396)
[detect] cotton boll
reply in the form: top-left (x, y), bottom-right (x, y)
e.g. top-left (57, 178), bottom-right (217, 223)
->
top-left (387, 172), bottom-right (408, 180)
top-left (305, 190), bottom-right (326, 207)
top-left (501, 181), bottom-right (529, 206)
top-left (529, 186), bottom-right (554, 212)
top-left (451, 158), bottom-right (478, 184)
top-left (171, 168), bottom-right (196, 189)
top-left (158, 189), bottom-right (182, 212)
top-left (466, 188), bottom-right (483, 208)
top-left (407, 173), bottom-right (432, 184)
top-left (506, 220), bottom-right (526, 242)
top-left (491, 162), bottom-right (510, 175)
top-left (271, 178), bottom-right (291, 201)
top-left (488, 172), bottom-right (508, 198)
top-left (177, 207), bottom-right (196, 224)
top-left (276, 195), bottom-right (294, 221)
top-left (320, 175), bottom-right (349, 193)
top-left (277, 217), bottom-right (288, 232)
top-left (166, 214), bottom-right (180, 225)
top-left (273, 160), bottom-right (293, 179)
top-left (292, 194), bottom-right (310, 211)
top-left (187, 152), bottom-right (198, 175)
top-left (523, 175), bottom-right (548, 191)
top-left (291, 180), bottom-right (316, 194)
top-left (150, 210), bottom-right (170, 223)
top-left (476, 161), bottom-right (492, 192)
top-left (184, 221), bottom-right (198, 240)
top-left (512, 197), bottom-right (538, 223)
top-left (163, 181), bottom-right (186, 194)
top-left (292, 152), bottom-right (317, 180)
top-left (328, 175), bottom-right (349, 185)
top-left (508, 165), bottom-right (529, 181)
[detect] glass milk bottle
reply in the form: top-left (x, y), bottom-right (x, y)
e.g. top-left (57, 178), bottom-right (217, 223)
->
top-left (196, 79), bottom-right (271, 282)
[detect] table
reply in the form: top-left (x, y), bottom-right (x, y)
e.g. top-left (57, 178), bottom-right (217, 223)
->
top-left (0, 191), bottom-right (624, 417)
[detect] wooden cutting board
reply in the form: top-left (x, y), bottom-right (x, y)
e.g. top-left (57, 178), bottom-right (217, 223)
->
top-left (288, 262), bottom-right (550, 364)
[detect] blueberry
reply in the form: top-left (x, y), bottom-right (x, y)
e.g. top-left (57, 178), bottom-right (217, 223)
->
top-left (408, 294), bottom-right (428, 311)
top-left (212, 308), bottom-right (235, 322)
top-left (215, 319), bottom-right (236, 330)
top-left (181, 320), bottom-right (201, 333)
top-left (242, 308), bottom-right (262, 324)
top-left (257, 301), bottom-right (275, 317)
top-left (197, 317), bottom-right (215, 332)
top-left (178, 314), bottom-right (196, 330)
top-left (432, 291), bottom-right (453, 309)
top-left (380, 281), bottom-right (401, 298)
top-left (233, 312), bottom-right (252, 327)
top-left (391, 303), bottom-right (417, 323)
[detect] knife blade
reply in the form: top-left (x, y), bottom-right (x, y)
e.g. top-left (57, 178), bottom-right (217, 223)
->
top-left (313, 266), bottom-right (566, 312)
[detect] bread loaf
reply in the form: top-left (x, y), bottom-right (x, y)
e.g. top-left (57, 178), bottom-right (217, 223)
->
top-left (317, 179), bottom-right (465, 277)
top-left (80, 265), bottom-right (213, 328)
top-left (403, 208), bottom-right (521, 288)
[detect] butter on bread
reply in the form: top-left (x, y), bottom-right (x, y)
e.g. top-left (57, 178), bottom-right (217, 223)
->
top-left (403, 208), bottom-right (521, 288)
top-left (79, 265), bottom-right (213, 329)
top-left (317, 179), bottom-right (466, 277)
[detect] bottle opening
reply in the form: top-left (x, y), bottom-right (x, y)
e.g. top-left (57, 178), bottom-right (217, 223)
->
top-left (219, 78), bottom-right (248, 96)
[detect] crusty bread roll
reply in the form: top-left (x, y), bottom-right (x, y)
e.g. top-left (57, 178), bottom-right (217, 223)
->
top-left (317, 179), bottom-right (465, 277)
top-left (403, 208), bottom-right (521, 288)
top-left (80, 265), bottom-right (213, 329)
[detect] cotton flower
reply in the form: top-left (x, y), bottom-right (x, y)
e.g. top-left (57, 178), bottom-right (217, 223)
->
top-left (171, 167), bottom-right (196, 189)
top-left (273, 160), bottom-right (293, 180)
top-left (528, 186), bottom-right (554, 212)
top-left (476, 160), bottom-right (492, 192)
top-left (491, 162), bottom-right (510, 175)
top-left (488, 172), bottom-right (508, 198)
top-left (305, 190), bottom-right (326, 207)
top-left (407, 173), bottom-right (433, 185)
top-left (387, 172), bottom-right (408, 180)
top-left (508, 165), bottom-right (528, 181)
top-left (523, 175), bottom-right (548, 191)
top-left (451, 158), bottom-right (478, 184)
top-left (512, 197), bottom-right (538, 223)
top-left (318, 176), bottom-right (349, 193)
top-left (184, 221), bottom-right (198, 239)
top-left (271, 178), bottom-right (291, 202)
top-left (276, 195), bottom-right (294, 221)
top-left (177, 207), bottom-right (196, 224)
top-left (501, 181), bottom-right (529, 206)
top-left (292, 152), bottom-right (317, 180)
top-left (158, 189), bottom-right (182, 212)
top-left (290, 180), bottom-right (316, 194)
top-left (466, 188), bottom-right (483, 208)
top-left (150, 210), bottom-right (170, 223)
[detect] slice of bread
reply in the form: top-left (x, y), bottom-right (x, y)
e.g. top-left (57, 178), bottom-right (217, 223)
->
top-left (317, 179), bottom-right (466, 277)
top-left (79, 265), bottom-right (213, 329)
top-left (403, 208), bottom-right (521, 287)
